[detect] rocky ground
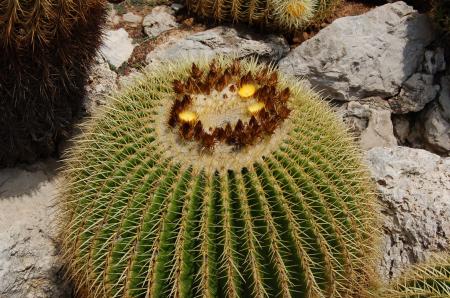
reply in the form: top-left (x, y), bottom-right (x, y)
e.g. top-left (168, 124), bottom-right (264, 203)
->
top-left (0, 1), bottom-right (449, 297)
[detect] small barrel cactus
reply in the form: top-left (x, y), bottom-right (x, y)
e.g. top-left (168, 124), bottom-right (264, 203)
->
top-left (0, 0), bottom-right (109, 166)
top-left (185, 0), bottom-right (341, 31)
top-left (379, 255), bottom-right (450, 297)
top-left (61, 56), bottom-right (378, 297)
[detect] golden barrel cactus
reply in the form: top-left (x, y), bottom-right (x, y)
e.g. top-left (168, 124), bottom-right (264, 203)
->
top-left (0, 0), bottom-right (110, 166)
top-left (379, 255), bottom-right (450, 297)
top-left (185, 0), bottom-right (342, 31)
top-left (61, 56), bottom-right (378, 297)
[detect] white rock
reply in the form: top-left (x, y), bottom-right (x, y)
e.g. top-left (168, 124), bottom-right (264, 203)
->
top-left (0, 161), bottom-right (71, 297)
top-left (392, 115), bottom-right (411, 144)
top-left (278, 2), bottom-right (435, 101)
top-left (365, 147), bottom-right (450, 280)
top-left (118, 69), bottom-right (143, 89)
top-left (107, 6), bottom-right (118, 23)
top-left (421, 103), bottom-right (450, 154)
top-left (171, 3), bottom-right (184, 12)
top-left (389, 73), bottom-right (440, 114)
top-left (100, 28), bottom-right (135, 69)
top-left (84, 56), bottom-right (118, 115)
top-left (422, 47), bottom-right (446, 75)
top-left (112, 15), bottom-right (122, 25)
top-left (438, 75), bottom-right (450, 120)
top-left (143, 6), bottom-right (179, 38)
top-left (342, 98), bottom-right (397, 150)
top-left (122, 12), bottom-right (143, 27)
top-left (146, 26), bottom-right (289, 66)
top-left (360, 109), bottom-right (398, 150)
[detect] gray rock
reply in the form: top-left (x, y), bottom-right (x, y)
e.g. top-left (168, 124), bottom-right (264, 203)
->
top-left (342, 97), bottom-right (397, 150)
top-left (0, 161), bottom-right (71, 297)
top-left (278, 2), bottom-right (434, 101)
top-left (107, 6), bottom-right (121, 26)
top-left (112, 15), bottom-right (122, 25)
top-left (392, 115), bottom-right (411, 144)
top-left (118, 69), bottom-right (143, 90)
top-left (422, 48), bottom-right (446, 75)
top-left (389, 73), bottom-right (440, 114)
top-left (146, 26), bottom-right (289, 66)
top-left (421, 103), bottom-right (450, 154)
top-left (438, 75), bottom-right (450, 121)
top-left (143, 6), bottom-right (179, 38)
top-left (84, 56), bottom-right (118, 115)
top-left (100, 28), bottom-right (135, 69)
top-left (170, 3), bottom-right (184, 12)
top-left (365, 146), bottom-right (450, 281)
top-left (122, 12), bottom-right (143, 27)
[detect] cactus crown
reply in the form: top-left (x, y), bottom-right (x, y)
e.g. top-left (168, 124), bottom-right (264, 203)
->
top-left (163, 59), bottom-right (293, 170)
top-left (186, 0), bottom-right (341, 31)
top-left (61, 56), bottom-right (378, 297)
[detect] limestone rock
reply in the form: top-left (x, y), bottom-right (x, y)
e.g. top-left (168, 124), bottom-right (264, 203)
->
top-left (392, 115), bottom-right (412, 145)
top-left (84, 56), bottom-right (118, 115)
top-left (365, 147), bottom-right (450, 280)
top-left (143, 6), bottom-right (179, 38)
top-left (146, 26), bottom-right (289, 66)
top-left (170, 3), bottom-right (184, 12)
top-left (0, 161), bottom-right (71, 297)
top-left (122, 12), bottom-right (143, 27)
top-left (107, 6), bottom-right (121, 26)
top-left (342, 97), bottom-right (397, 150)
top-left (100, 28), bottom-right (135, 69)
top-left (389, 73), bottom-right (440, 114)
top-left (421, 47), bottom-right (446, 75)
top-left (278, 2), bottom-right (434, 101)
top-left (438, 75), bottom-right (450, 120)
top-left (421, 102), bottom-right (450, 154)
top-left (118, 69), bottom-right (143, 90)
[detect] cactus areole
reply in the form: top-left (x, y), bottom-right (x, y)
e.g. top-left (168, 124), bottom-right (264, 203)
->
top-left (61, 57), bottom-right (378, 298)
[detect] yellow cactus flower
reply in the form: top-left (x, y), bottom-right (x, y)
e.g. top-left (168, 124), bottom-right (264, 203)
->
top-left (247, 102), bottom-right (266, 115)
top-left (238, 84), bottom-right (257, 98)
top-left (178, 111), bottom-right (198, 124)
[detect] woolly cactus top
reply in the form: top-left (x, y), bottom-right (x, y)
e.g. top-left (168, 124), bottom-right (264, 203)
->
top-left (157, 59), bottom-right (294, 173)
top-left (61, 57), bottom-right (378, 298)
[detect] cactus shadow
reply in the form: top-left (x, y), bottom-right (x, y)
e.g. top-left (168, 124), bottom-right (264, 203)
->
top-left (0, 159), bottom-right (58, 199)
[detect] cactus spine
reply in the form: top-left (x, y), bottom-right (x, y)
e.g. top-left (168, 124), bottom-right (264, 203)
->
top-left (186, 0), bottom-right (341, 31)
top-left (61, 56), bottom-right (378, 297)
top-left (0, 0), bottom-right (108, 166)
top-left (379, 255), bottom-right (450, 297)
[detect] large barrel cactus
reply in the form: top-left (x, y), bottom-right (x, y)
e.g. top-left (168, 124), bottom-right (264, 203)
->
top-left (61, 57), bottom-right (378, 297)
top-left (185, 0), bottom-right (342, 31)
top-left (0, 0), bottom-right (108, 166)
top-left (379, 256), bottom-right (450, 297)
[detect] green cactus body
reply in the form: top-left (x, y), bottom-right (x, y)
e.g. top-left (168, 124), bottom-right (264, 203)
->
top-left (380, 256), bottom-right (450, 297)
top-left (61, 57), bottom-right (378, 297)
top-left (0, 0), bottom-right (107, 166)
top-left (185, 0), bottom-right (341, 31)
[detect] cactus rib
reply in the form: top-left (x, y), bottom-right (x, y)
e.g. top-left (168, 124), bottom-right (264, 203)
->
top-left (61, 56), bottom-right (378, 297)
